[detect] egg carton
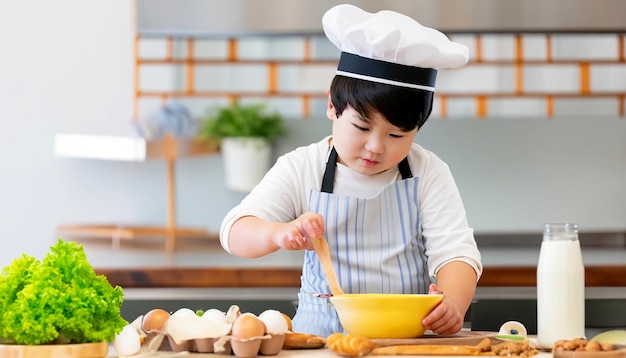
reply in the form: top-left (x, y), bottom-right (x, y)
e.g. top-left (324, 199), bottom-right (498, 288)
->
top-left (114, 305), bottom-right (290, 357)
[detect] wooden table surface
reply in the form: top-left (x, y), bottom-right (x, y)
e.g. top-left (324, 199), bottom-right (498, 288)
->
top-left (105, 348), bottom-right (554, 357)
top-left (110, 350), bottom-right (553, 357)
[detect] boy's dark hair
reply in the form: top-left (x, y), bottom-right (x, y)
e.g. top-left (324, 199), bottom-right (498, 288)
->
top-left (329, 75), bottom-right (434, 131)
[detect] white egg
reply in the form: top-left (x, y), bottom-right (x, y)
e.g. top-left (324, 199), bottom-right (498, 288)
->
top-left (258, 309), bottom-right (289, 334)
top-left (201, 308), bottom-right (227, 321)
top-left (167, 313), bottom-right (232, 343)
top-left (114, 324), bottom-right (141, 357)
top-left (171, 307), bottom-right (198, 318)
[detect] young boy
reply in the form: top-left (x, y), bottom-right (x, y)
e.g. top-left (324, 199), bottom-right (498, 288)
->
top-left (220, 4), bottom-right (482, 336)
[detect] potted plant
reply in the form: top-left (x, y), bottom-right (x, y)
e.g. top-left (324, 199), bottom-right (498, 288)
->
top-left (198, 101), bottom-right (286, 193)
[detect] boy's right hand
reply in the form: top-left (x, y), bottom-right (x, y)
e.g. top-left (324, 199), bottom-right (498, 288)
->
top-left (275, 212), bottom-right (325, 251)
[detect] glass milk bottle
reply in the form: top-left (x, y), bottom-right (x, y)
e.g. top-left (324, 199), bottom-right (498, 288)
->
top-left (536, 223), bottom-right (585, 348)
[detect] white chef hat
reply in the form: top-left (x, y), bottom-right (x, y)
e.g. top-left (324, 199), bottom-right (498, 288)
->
top-left (322, 4), bottom-right (469, 92)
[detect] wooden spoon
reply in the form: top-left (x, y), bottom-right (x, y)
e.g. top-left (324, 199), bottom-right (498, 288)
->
top-left (311, 236), bottom-right (344, 296)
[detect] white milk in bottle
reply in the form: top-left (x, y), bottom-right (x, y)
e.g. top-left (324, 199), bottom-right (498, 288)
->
top-left (536, 223), bottom-right (585, 349)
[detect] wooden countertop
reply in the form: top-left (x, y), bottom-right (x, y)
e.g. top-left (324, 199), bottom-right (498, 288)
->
top-left (105, 349), bottom-right (553, 357)
top-left (94, 265), bottom-right (626, 288)
top-left (104, 331), bottom-right (552, 358)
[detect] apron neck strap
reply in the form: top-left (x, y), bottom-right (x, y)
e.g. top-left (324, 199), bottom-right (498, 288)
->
top-left (321, 147), bottom-right (412, 193)
top-left (398, 155), bottom-right (413, 179)
top-left (321, 147), bottom-right (339, 193)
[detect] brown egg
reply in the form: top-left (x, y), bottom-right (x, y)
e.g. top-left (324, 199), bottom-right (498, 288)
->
top-left (281, 312), bottom-right (293, 332)
top-left (142, 308), bottom-right (171, 334)
top-left (231, 313), bottom-right (266, 339)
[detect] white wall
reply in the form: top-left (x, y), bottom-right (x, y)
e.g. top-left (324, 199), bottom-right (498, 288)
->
top-left (0, 1), bottom-right (135, 262)
top-left (0, 1), bottom-right (625, 268)
top-left (417, 118), bottom-right (626, 234)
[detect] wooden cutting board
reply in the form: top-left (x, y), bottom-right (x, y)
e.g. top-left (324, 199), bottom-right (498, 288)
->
top-left (553, 349), bottom-right (626, 358)
top-left (0, 341), bottom-right (108, 358)
top-left (371, 330), bottom-right (498, 347)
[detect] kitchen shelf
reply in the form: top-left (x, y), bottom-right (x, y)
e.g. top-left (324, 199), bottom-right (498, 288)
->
top-left (55, 133), bottom-right (220, 254)
top-left (133, 33), bottom-right (626, 119)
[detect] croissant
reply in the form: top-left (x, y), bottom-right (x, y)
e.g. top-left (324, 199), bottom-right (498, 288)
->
top-left (326, 333), bottom-right (376, 357)
top-left (283, 332), bottom-right (326, 349)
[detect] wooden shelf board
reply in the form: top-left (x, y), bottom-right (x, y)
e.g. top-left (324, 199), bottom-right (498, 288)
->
top-left (57, 224), bottom-right (218, 240)
top-left (146, 135), bottom-right (219, 159)
top-left (57, 225), bottom-right (219, 255)
top-left (54, 133), bottom-right (219, 161)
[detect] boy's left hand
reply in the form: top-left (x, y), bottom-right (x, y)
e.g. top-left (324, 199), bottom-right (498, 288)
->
top-left (421, 284), bottom-right (465, 335)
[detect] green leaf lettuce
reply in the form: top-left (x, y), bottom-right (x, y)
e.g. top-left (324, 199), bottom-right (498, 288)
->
top-left (0, 239), bottom-right (127, 345)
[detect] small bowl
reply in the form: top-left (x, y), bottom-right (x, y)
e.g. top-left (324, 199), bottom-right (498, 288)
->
top-left (330, 293), bottom-right (443, 339)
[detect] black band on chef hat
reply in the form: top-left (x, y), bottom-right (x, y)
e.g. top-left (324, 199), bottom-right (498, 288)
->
top-left (336, 52), bottom-right (438, 92)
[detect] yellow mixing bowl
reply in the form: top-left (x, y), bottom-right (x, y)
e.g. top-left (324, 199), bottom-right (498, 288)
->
top-left (330, 293), bottom-right (444, 339)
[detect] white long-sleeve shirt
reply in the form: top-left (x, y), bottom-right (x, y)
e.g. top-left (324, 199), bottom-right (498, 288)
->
top-left (220, 136), bottom-right (482, 279)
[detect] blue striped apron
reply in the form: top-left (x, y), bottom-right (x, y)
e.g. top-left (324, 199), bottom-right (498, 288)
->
top-left (292, 147), bottom-right (430, 336)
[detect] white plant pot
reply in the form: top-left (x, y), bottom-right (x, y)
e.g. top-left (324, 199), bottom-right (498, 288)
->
top-left (221, 137), bottom-right (272, 193)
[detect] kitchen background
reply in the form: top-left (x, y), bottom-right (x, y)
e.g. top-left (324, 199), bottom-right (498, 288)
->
top-left (0, 0), bottom-right (625, 273)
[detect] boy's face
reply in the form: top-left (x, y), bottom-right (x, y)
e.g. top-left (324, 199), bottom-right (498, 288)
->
top-left (327, 100), bottom-right (418, 176)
